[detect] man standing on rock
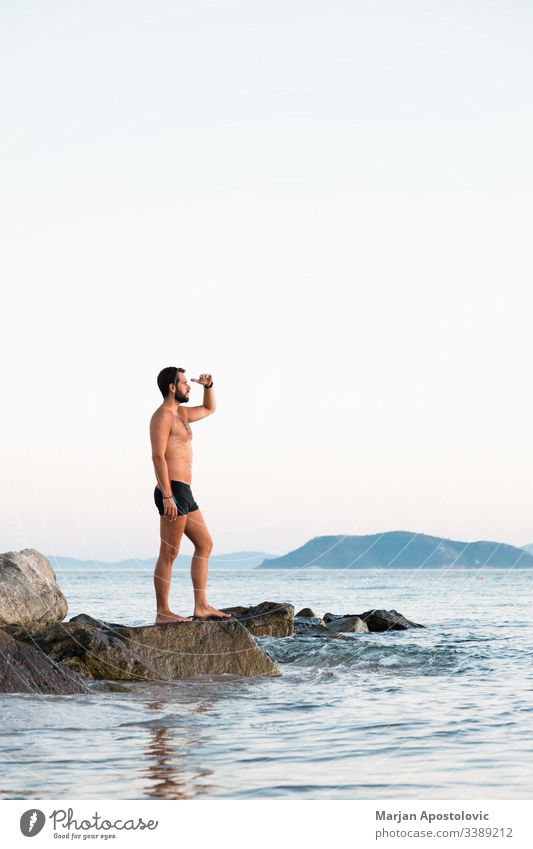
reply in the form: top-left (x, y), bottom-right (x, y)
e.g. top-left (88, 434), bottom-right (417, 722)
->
top-left (150, 366), bottom-right (232, 624)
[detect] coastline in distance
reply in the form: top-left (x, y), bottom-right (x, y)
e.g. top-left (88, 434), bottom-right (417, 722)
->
top-left (47, 532), bottom-right (533, 570)
top-left (256, 531), bottom-right (533, 570)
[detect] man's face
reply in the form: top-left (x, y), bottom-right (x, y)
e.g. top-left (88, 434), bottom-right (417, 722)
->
top-left (173, 371), bottom-right (190, 403)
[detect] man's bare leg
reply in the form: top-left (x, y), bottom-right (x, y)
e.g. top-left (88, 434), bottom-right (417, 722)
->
top-left (184, 509), bottom-right (232, 618)
top-left (154, 514), bottom-right (193, 623)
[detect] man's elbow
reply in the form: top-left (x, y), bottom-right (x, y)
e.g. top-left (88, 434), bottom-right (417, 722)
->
top-left (204, 405), bottom-right (216, 415)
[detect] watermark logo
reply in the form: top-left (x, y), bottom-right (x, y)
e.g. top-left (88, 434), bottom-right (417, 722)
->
top-left (20, 809), bottom-right (46, 837)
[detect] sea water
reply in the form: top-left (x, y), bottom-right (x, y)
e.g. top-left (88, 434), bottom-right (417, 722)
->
top-left (1, 568), bottom-right (532, 799)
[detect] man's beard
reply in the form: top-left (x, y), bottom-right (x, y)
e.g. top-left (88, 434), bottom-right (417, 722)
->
top-left (174, 389), bottom-right (189, 403)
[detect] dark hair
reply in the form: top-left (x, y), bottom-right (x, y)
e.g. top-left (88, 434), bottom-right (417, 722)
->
top-left (157, 366), bottom-right (185, 398)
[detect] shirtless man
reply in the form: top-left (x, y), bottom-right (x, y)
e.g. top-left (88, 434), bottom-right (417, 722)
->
top-left (150, 366), bottom-right (232, 623)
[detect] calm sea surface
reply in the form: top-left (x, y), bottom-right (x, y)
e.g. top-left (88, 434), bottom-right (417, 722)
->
top-left (1, 568), bottom-right (532, 799)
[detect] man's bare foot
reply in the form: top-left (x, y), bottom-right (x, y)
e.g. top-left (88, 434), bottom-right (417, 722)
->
top-left (155, 610), bottom-right (193, 624)
top-left (193, 604), bottom-right (233, 620)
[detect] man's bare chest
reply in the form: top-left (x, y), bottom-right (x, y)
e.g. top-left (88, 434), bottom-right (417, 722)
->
top-left (170, 412), bottom-right (192, 443)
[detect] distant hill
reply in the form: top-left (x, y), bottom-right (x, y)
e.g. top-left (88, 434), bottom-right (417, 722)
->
top-left (523, 544), bottom-right (533, 555)
top-left (47, 551), bottom-right (276, 570)
top-left (256, 531), bottom-right (533, 569)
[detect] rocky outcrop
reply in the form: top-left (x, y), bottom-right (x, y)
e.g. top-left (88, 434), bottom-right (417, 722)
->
top-left (0, 542), bottom-right (424, 687)
top-left (323, 609), bottom-right (423, 631)
top-left (7, 613), bottom-right (280, 680)
top-left (0, 629), bottom-right (90, 694)
top-left (220, 601), bottom-right (294, 636)
top-left (293, 608), bottom-right (423, 638)
top-left (0, 548), bottom-right (68, 629)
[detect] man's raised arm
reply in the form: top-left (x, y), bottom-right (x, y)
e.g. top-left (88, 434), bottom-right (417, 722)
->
top-left (188, 373), bottom-right (216, 422)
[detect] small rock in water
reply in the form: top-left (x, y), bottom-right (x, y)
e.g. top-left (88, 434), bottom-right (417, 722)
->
top-left (324, 615), bottom-right (369, 634)
top-left (324, 608), bottom-right (423, 631)
top-left (359, 609), bottom-right (423, 631)
top-left (295, 607), bottom-right (316, 618)
top-left (293, 616), bottom-right (325, 635)
top-left (293, 616), bottom-right (354, 639)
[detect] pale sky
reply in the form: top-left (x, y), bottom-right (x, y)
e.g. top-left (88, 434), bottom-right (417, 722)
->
top-left (1, 0), bottom-right (532, 561)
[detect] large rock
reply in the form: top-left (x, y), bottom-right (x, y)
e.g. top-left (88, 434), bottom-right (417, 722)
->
top-left (7, 613), bottom-right (280, 680)
top-left (0, 548), bottom-right (68, 629)
top-left (220, 601), bottom-right (294, 637)
top-left (0, 630), bottom-right (90, 694)
top-left (323, 608), bottom-right (423, 631)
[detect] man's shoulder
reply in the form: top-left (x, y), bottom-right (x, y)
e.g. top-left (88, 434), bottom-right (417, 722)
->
top-left (150, 406), bottom-right (175, 423)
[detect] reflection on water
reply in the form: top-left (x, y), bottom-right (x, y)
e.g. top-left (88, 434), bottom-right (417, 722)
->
top-left (1, 570), bottom-right (532, 799)
top-left (139, 699), bottom-right (214, 799)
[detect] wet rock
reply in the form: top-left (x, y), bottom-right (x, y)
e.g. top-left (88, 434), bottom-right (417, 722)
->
top-left (293, 617), bottom-right (356, 640)
top-left (0, 629), bottom-right (90, 694)
top-left (10, 613), bottom-right (280, 680)
top-left (293, 616), bottom-right (326, 635)
top-left (295, 607), bottom-right (316, 618)
top-left (220, 601), bottom-right (294, 637)
top-left (324, 608), bottom-right (423, 631)
top-left (294, 615), bottom-right (323, 627)
top-left (0, 548), bottom-right (68, 629)
top-left (358, 609), bottom-right (424, 631)
top-left (293, 616), bottom-right (354, 639)
top-left (323, 612), bottom-right (344, 623)
top-left (324, 615), bottom-right (369, 634)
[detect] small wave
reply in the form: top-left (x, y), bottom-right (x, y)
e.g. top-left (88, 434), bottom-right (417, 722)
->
top-left (259, 635), bottom-right (460, 676)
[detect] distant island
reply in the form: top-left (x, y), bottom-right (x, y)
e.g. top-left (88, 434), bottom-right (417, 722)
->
top-left (47, 551), bottom-right (276, 570)
top-left (256, 531), bottom-right (533, 569)
top-left (46, 533), bottom-right (533, 571)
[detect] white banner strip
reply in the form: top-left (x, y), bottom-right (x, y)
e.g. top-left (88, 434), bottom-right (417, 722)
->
top-left (1, 799), bottom-right (531, 848)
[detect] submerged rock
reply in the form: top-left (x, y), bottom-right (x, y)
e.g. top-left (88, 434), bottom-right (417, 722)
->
top-left (86, 680), bottom-right (134, 693)
top-left (220, 601), bottom-right (294, 637)
top-left (0, 548), bottom-right (68, 629)
top-left (0, 629), bottom-right (90, 694)
top-left (9, 613), bottom-right (280, 680)
top-left (324, 608), bottom-right (423, 631)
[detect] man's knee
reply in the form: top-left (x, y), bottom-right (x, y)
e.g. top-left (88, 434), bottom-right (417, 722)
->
top-left (194, 537), bottom-right (213, 557)
top-left (159, 531), bottom-right (184, 563)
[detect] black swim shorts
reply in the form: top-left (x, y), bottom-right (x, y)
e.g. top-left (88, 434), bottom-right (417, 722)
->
top-left (154, 480), bottom-right (200, 516)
